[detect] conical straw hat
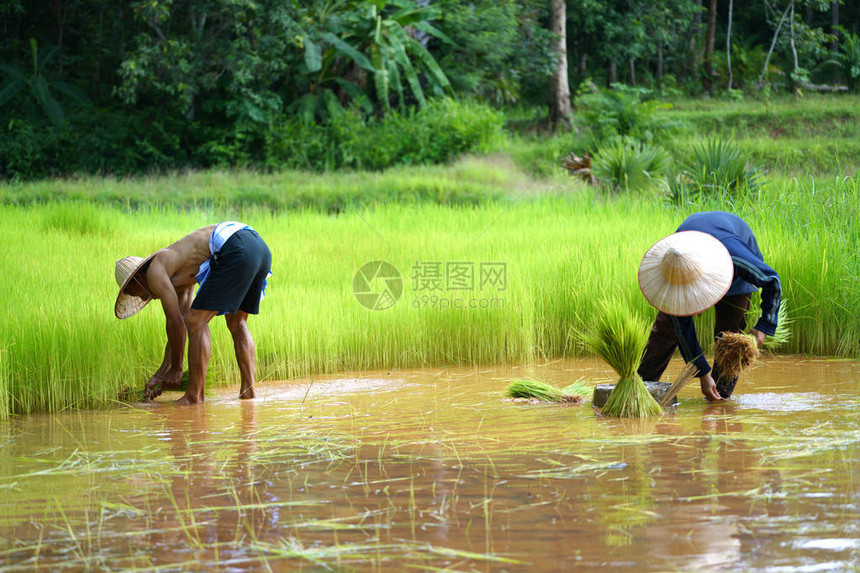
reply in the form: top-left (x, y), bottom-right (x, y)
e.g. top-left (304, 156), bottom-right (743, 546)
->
top-left (114, 253), bottom-right (157, 319)
top-left (638, 231), bottom-right (733, 316)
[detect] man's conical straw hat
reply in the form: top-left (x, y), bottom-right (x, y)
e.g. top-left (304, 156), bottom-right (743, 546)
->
top-left (638, 231), bottom-right (733, 316)
top-left (114, 253), bottom-right (157, 319)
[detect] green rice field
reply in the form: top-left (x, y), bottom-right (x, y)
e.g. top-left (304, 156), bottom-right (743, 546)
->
top-left (0, 165), bottom-right (857, 418)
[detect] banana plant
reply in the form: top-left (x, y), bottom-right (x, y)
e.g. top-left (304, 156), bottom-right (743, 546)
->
top-left (365, 0), bottom-right (451, 113)
top-left (0, 38), bottom-right (91, 125)
top-left (293, 0), bottom-right (451, 123)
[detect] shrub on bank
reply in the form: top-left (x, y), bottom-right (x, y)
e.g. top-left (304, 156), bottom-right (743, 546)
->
top-left (0, 98), bottom-right (504, 180)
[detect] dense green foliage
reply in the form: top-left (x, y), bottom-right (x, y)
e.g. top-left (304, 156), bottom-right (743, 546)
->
top-left (0, 96), bottom-right (505, 179)
top-left (2, 0), bottom-right (860, 179)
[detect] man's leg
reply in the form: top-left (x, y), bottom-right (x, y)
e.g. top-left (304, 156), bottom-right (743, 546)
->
top-left (226, 311), bottom-right (256, 399)
top-left (637, 311), bottom-right (678, 382)
top-left (181, 308), bottom-right (218, 404)
top-left (712, 294), bottom-right (752, 399)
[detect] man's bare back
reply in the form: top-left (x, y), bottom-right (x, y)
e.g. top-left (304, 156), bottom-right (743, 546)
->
top-left (147, 225), bottom-right (216, 292)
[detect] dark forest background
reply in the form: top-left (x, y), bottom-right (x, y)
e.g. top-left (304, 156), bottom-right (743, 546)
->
top-left (1, 0), bottom-right (858, 179)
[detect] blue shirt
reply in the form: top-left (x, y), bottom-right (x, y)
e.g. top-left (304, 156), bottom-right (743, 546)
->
top-left (671, 211), bottom-right (782, 376)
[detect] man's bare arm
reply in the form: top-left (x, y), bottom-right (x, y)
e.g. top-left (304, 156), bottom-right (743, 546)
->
top-left (151, 286), bottom-right (194, 382)
top-left (143, 258), bottom-right (187, 399)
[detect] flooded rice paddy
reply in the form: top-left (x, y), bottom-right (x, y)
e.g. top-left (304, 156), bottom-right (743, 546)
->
top-left (0, 357), bottom-right (857, 572)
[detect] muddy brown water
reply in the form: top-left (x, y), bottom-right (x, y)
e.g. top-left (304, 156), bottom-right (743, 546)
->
top-left (0, 357), bottom-right (857, 572)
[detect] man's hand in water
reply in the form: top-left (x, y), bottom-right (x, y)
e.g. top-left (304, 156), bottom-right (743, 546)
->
top-left (143, 369), bottom-right (183, 401)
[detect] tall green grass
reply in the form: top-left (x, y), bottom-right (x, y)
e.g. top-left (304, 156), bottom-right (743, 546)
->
top-left (0, 157), bottom-right (515, 212)
top-left (0, 173), bottom-right (857, 416)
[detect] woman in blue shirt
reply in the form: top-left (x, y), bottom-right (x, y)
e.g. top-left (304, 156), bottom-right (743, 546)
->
top-left (637, 211), bottom-right (782, 401)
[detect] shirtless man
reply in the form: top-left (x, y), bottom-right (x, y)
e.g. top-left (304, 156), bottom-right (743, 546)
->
top-left (114, 222), bottom-right (272, 404)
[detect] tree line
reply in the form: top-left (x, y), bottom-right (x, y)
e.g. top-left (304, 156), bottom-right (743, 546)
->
top-left (1, 0), bottom-right (858, 178)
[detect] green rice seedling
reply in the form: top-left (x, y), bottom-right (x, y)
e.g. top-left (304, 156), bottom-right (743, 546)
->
top-left (579, 301), bottom-right (664, 418)
top-left (763, 298), bottom-right (793, 351)
top-left (561, 377), bottom-right (591, 398)
top-left (506, 379), bottom-right (564, 402)
top-left (40, 202), bottom-right (115, 236)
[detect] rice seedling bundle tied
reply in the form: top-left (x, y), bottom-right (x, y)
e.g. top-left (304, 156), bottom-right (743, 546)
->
top-left (580, 303), bottom-right (664, 418)
top-left (505, 379), bottom-right (584, 404)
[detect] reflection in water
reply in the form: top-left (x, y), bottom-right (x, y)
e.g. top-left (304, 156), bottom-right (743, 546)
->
top-left (0, 357), bottom-right (857, 571)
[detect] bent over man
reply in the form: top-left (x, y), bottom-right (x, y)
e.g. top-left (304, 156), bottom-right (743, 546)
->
top-left (637, 211), bottom-right (781, 402)
top-left (114, 222), bottom-right (272, 404)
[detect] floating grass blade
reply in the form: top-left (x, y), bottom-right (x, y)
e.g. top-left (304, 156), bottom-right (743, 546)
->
top-left (578, 301), bottom-right (663, 418)
top-left (659, 362), bottom-right (699, 407)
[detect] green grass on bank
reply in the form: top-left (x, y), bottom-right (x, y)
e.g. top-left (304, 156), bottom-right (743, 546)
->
top-left (0, 156), bottom-right (530, 213)
top-left (0, 171), bottom-right (857, 417)
top-left (667, 96), bottom-right (860, 176)
top-left (506, 94), bottom-right (860, 179)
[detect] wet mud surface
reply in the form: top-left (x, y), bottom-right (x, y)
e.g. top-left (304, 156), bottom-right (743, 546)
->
top-left (0, 357), bottom-right (857, 571)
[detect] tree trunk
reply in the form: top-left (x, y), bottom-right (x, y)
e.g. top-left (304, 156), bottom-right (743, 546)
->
top-left (757, 3), bottom-right (791, 90)
top-left (687, 0), bottom-right (703, 84)
top-left (52, 0), bottom-right (64, 47)
top-left (608, 60), bottom-right (617, 86)
top-left (629, 58), bottom-right (636, 86)
top-left (789, 1), bottom-right (799, 98)
top-left (727, 0), bottom-right (734, 90)
top-left (703, 0), bottom-right (717, 96)
top-left (657, 44), bottom-right (664, 83)
top-left (548, 0), bottom-right (572, 131)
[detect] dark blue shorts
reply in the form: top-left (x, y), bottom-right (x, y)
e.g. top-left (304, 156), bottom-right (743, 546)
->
top-left (192, 229), bottom-right (272, 315)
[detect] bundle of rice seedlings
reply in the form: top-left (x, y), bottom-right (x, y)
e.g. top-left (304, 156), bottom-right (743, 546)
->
top-left (714, 332), bottom-right (760, 379)
top-left (505, 379), bottom-right (582, 403)
top-left (579, 302), bottom-right (664, 418)
top-left (658, 362), bottom-right (699, 407)
top-left (561, 377), bottom-right (590, 399)
top-left (763, 298), bottom-right (792, 351)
